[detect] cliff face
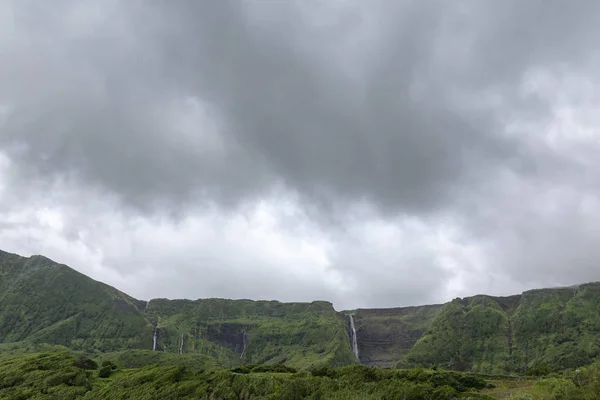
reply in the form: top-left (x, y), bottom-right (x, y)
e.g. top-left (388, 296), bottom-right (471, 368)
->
top-left (396, 286), bottom-right (600, 374)
top-left (348, 305), bottom-right (443, 367)
top-left (346, 286), bottom-right (600, 374)
top-left (4, 249), bottom-right (600, 373)
top-left (0, 251), bottom-right (355, 370)
top-left (146, 298), bottom-right (357, 369)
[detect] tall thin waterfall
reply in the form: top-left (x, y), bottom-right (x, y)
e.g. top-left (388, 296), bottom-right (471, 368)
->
top-left (179, 333), bottom-right (184, 355)
top-left (240, 331), bottom-right (248, 360)
top-left (152, 327), bottom-right (158, 351)
top-left (349, 315), bottom-right (359, 360)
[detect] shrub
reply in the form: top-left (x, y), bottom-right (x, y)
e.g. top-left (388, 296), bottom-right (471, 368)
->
top-left (73, 357), bottom-right (98, 370)
top-left (310, 366), bottom-right (336, 378)
top-left (101, 361), bottom-right (118, 370)
top-left (231, 365), bottom-right (251, 374)
top-left (98, 366), bottom-right (112, 378)
top-left (251, 364), bottom-right (297, 373)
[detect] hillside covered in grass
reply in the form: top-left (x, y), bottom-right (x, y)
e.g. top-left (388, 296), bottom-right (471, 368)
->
top-left (0, 250), bottom-right (354, 370)
top-left (398, 284), bottom-right (600, 374)
top-left (0, 250), bottom-right (151, 352)
top-left (3, 248), bottom-right (600, 376)
top-left (146, 298), bottom-right (356, 369)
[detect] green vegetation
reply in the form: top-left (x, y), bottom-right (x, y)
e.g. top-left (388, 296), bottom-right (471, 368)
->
top-left (146, 298), bottom-right (356, 369)
top-left (350, 305), bottom-right (443, 367)
top-left (4, 351), bottom-right (600, 399)
top-left (0, 351), bottom-right (490, 399)
top-left (398, 286), bottom-right (600, 374)
top-left (4, 248), bottom-right (600, 385)
top-left (0, 250), bottom-right (354, 371)
top-left (404, 295), bottom-right (513, 373)
top-left (0, 250), bottom-right (151, 353)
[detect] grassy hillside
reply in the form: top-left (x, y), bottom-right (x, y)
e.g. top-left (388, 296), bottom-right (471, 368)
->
top-left (0, 250), bottom-right (152, 352)
top-left (399, 285), bottom-right (600, 374)
top-left (146, 298), bottom-right (356, 369)
top-left (0, 250), bottom-right (355, 370)
top-left (4, 248), bottom-right (600, 375)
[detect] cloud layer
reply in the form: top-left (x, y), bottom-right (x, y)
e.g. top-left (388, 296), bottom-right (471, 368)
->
top-left (2, 0), bottom-right (600, 309)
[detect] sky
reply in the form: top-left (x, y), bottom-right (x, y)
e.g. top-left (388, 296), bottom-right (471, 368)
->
top-left (2, 1), bottom-right (600, 310)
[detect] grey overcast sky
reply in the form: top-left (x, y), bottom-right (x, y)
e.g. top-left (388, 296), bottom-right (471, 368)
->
top-left (2, 0), bottom-right (600, 310)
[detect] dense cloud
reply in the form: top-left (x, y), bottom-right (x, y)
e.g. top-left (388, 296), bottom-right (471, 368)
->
top-left (1, 1), bottom-right (600, 309)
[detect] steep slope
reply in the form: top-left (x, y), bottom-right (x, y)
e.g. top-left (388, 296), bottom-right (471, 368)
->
top-left (399, 285), bottom-right (600, 373)
top-left (348, 304), bottom-right (443, 367)
top-left (0, 250), bottom-right (152, 352)
top-left (0, 250), bottom-right (355, 369)
top-left (509, 283), bottom-right (600, 372)
top-left (403, 295), bottom-right (519, 373)
top-left (146, 298), bottom-right (356, 369)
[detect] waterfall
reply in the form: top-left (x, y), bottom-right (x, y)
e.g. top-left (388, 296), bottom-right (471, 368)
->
top-left (349, 315), bottom-right (359, 360)
top-left (239, 331), bottom-right (248, 360)
top-left (152, 327), bottom-right (157, 351)
top-left (179, 333), bottom-right (184, 355)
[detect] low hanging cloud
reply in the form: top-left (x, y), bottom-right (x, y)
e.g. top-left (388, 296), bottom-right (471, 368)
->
top-left (1, 0), bottom-right (600, 309)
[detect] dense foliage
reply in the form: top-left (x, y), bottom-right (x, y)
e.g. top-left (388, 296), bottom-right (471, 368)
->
top-left (0, 351), bottom-right (491, 399)
top-left (399, 285), bottom-right (600, 374)
top-left (4, 351), bottom-right (600, 399)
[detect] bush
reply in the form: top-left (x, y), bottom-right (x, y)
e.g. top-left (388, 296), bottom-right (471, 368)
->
top-left (231, 365), bottom-right (251, 374)
top-left (73, 357), bottom-right (98, 370)
top-left (98, 366), bottom-right (112, 378)
top-left (431, 385), bottom-right (458, 400)
top-left (101, 360), bottom-right (118, 370)
top-left (310, 366), bottom-right (336, 378)
top-left (251, 364), bottom-right (297, 373)
top-left (527, 363), bottom-right (551, 376)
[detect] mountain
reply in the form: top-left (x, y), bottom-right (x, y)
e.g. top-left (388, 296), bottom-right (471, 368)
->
top-left (351, 286), bottom-right (600, 374)
top-left (2, 249), bottom-right (600, 374)
top-left (0, 250), bottom-right (151, 352)
top-left (0, 250), bottom-right (355, 370)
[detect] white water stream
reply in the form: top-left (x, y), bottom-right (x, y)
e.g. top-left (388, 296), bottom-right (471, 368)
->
top-left (240, 331), bottom-right (248, 360)
top-left (349, 315), bottom-right (359, 360)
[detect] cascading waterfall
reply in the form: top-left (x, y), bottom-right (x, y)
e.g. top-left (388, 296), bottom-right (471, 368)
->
top-left (239, 331), bottom-right (248, 360)
top-left (179, 333), bottom-right (184, 354)
top-left (152, 327), bottom-right (158, 351)
top-left (349, 315), bottom-right (359, 360)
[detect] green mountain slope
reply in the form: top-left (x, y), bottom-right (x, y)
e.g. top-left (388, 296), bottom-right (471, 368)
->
top-left (3, 249), bottom-right (600, 374)
top-left (0, 250), bottom-right (152, 352)
top-left (146, 298), bottom-right (356, 369)
top-left (0, 250), bottom-right (355, 370)
top-left (398, 285), bottom-right (600, 373)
